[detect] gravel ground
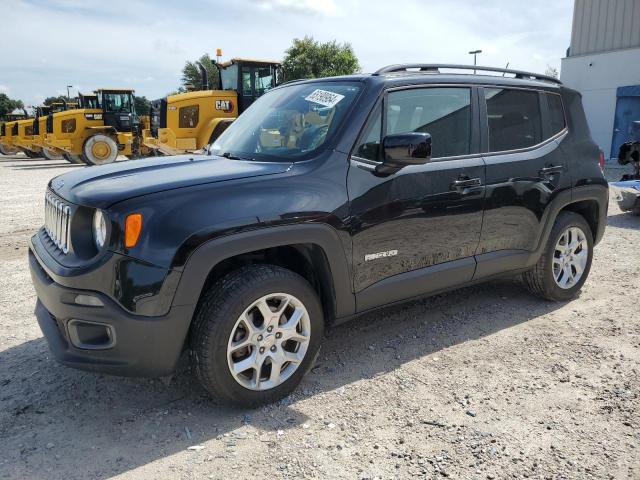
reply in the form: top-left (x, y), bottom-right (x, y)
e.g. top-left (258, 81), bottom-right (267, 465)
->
top-left (0, 154), bottom-right (638, 480)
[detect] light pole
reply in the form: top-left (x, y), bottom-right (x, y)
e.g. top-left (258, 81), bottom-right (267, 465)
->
top-left (66, 85), bottom-right (73, 99)
top-left (468, 50), bottom-right (482, 73)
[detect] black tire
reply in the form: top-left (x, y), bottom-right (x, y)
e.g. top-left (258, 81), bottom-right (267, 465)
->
top-left (82, 134), bottom-right (118, 165)
top-left (23, 149), bottom-right (41, 159)
top-left (523, 211), bottom-right (594, 301)
top-left (63, 153), bottom-right (85, 164)
top-left (190, 264), bottom-right (324, 407)
top-left (632, 206), bottom-right (640, 216)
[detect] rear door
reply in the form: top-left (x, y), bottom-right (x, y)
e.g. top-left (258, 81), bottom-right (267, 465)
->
top-left (475, 87), bottom-right (570, 278)
top-left (348, 85), bottom-right (486, 311)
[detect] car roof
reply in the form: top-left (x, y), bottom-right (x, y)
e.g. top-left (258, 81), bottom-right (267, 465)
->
top-left (280, 65), bottom-right (563, 92)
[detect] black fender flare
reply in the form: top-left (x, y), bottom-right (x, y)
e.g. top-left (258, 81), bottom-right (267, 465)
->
top-left (170, 224), bottom-right (356, 318)
top-left (532, 184), bottom-right (608, 261)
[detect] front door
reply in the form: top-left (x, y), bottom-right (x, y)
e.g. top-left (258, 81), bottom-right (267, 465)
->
top-left (476, 87), bottom-right (571, 278)
top-left (348, 86), bottom-right (485, 311)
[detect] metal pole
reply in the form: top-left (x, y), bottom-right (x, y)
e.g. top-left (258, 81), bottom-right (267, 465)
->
top-left (469, 50), bottom-right (482, 74)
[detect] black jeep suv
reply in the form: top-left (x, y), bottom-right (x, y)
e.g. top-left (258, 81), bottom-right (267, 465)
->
top-left (29, 64), bottom-right (608, 406)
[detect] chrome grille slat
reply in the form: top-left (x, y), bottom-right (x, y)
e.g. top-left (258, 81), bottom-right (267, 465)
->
top-left (44, 191), bottom-right (71, 254)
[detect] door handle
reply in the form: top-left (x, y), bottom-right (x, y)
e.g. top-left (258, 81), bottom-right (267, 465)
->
top-left (451, 177), bottom-right (482, 192)
top-left (539, 165), bottom-right (565, 176)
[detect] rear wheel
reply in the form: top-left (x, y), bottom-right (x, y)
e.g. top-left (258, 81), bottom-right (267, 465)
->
top-left (63, 153), bottom-right (85, 164)
top-left (190, 265), bottom-right (324, 407)
top-left (83, 134), bottom-right (118, 165)
top-left (523, 212), bottom-right (593, 301)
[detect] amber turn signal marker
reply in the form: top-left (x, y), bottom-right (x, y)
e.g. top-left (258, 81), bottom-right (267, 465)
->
top-left (125, 213), bottom-right (143, 248)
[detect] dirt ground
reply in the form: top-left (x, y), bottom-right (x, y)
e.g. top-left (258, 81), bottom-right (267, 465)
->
top-left (0, 153), bottom-right (638, 480)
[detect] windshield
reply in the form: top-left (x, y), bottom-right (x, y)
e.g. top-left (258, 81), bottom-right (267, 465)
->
top-left (101, 92), bottom-right (134, 113)
top-left (211, 81), bottom-right (361, 161)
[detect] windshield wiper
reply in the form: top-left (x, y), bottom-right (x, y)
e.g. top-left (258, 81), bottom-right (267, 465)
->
top-left (220, 152), bottom-right (255, 161)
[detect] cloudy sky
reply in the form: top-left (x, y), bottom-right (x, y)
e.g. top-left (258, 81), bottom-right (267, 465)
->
top-left (1, 0), bottom-right (574, 106)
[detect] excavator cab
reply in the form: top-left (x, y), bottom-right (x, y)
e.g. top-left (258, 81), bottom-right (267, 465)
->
top-left (218, 58), bottom-right (281, 112)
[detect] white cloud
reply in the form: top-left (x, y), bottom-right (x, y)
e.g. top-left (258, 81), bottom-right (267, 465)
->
top-left (250, 0), bottom-right (341, 16)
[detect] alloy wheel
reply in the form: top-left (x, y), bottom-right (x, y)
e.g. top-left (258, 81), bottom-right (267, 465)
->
top-left (552, 226), bottom-right (589, 289)
top-left (227, 293), bottom-right (311, 391)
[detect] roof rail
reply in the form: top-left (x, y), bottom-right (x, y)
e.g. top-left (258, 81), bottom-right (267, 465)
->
top-left (373, 64), bottom-right (562, 85)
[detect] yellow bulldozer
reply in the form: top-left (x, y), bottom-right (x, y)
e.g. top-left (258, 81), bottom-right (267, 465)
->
top-left (142, 56), bottom-right (281, 156)
top-left (45, 88), bottom-right (143, 165)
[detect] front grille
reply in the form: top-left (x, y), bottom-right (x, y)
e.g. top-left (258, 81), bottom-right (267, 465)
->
top-left (44, 192), bottom-right (71, 254)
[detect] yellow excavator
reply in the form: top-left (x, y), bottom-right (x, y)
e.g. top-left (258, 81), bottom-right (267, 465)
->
top-left (142, 55), bottom-right (281, 156)
top-left (45, 88), bottom-right (142, 165)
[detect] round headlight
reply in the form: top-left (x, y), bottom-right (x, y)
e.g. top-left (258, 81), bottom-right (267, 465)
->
top-left (92, 210), bottom-right (107, 249)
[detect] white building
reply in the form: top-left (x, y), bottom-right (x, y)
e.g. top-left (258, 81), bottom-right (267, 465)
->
top-left (561, 0), bottom-right (640, 160)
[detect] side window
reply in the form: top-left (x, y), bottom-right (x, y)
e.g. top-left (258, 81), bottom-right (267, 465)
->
top-left (241, 68), bottom-right (253, 96)
top-left (547, 93), bottom-right (566, 136)
top-left (179, 105), bottom-right (199, 128)
top-left (386, 88), bottom-right (471, 158)
top-left (485, 88), bottom-right (542, 152)
top-left (254, 67), bottom-right (275, 96)
top-left (354, 108), bottom-right (382, 161)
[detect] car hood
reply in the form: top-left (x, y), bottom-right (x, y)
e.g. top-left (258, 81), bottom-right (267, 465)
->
top-left (49, 154), bottom-right (292, 208)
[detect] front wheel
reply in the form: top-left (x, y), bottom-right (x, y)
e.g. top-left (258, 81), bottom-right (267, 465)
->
top-left (190, 265), bottom-right (324, 407)
top-left (523, 212), bottom-right (594, 301)
top-left (83, 134), bottom-right (118, 165)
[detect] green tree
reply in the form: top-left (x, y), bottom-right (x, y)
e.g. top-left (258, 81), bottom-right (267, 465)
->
top-left (0, 93), bottom-right (24, 118)
top-left (134, 95), bottom-right (151, 115)
top-left (282, 36), bottom-right (360, 81)
top-left (181, 54), bottom-right (219, 91)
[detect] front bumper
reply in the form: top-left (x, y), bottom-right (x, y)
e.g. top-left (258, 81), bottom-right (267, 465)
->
top-left (29, 246), bottom-right (194, 377)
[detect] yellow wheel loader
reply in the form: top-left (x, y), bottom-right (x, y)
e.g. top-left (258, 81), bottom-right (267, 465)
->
top-left (31, 106), bottom-right (65, 160)
top-left (0, 122), bottom-right (19, 155)
top-left (0, 120), bottom-right (22, 156)
top-left (142, 57), bottom-right (281, 156)
top-left (13, 117), bottom-right (45, 158)
top-left (0, 110), bottom-right (29, 156)
top-left (46, 89), bottom-right (141, 165)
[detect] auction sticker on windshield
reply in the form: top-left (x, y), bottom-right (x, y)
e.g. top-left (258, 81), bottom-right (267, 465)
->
top-left (304, 89), bottom-right (345, 108)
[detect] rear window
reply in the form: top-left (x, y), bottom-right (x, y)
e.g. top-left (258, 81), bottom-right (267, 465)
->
top-left (485, 88), bottom-right (542, 152)
top-left (547, 93), bottom-right (566, 136)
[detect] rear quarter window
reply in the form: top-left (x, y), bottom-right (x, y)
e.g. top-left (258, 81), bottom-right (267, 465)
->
top-left (547, 93), bottom-right (566, 136)
top-left (485, 88), bottom-right (542, 152)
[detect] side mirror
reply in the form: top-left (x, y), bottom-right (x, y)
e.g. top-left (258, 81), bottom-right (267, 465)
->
top-left (376, 132), bottom-right (432, 176)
